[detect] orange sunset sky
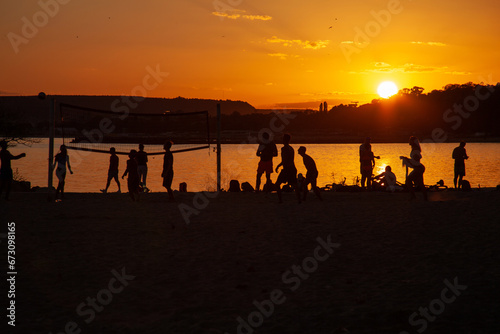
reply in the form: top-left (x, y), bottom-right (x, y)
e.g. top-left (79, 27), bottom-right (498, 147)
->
top-left (1, 0), bottom-right (500, 108)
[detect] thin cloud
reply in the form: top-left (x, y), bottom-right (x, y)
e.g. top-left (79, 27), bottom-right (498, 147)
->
top-left (411, 41), bottom-right (447, 47)
top-left (268, 53), bottom-right (299, 60)
top-left (351, 63), bottom-right (446, 74)
top-left (243, 14), bottom-right (272, 21)
top-left (267, 36), bottom-right (329, 50)
top-left (212, 10), bottom-right (272, 21)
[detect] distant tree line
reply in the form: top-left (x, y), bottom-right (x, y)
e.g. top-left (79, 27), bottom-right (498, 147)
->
top-left (213, 82), bottom-right (500, 142)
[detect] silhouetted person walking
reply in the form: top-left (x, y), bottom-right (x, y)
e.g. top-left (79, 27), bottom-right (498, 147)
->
top-left (359, 137), bottom-right (379, 190)
top-left (136, 143), bottom-right (149, 192)
top-left (122, 150), bottom-right (140, 201)
top-left (275, 133), bottom-right (301, 203)
top-left (297, 146), bottom-right (322, 201)
top-left (0, 140), bottom-right (26, 201)
top-left (401, 152), bottom-right (427, 201)
top-left (256, 132), bottom-right (278, 192)
top-left (54, 145), bottom-right (73, 201)
top-left (452, 141), bottom-right (469, 189)
top-left (101, 147), bottom-right (121, 193)
top-left (162, 141), bottom-right (175, 201)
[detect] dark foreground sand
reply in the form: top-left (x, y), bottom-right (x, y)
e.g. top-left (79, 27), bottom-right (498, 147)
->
top-left (1, 189), bottom-right (500, 334)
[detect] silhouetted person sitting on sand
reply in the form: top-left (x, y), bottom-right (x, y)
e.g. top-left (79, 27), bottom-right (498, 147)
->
top-left (0, 140), bottom-right (26, 201)
top-left (275, 133), bottom-right (301, 203)
top-left (136, 143), bottom-right (149, 192)
top-left (162, 141), bottom-right (175, 201)
top-left (122, 149), bottom-right (140, 201)
top-left (452, 141), bottom-right (469, 189)
top-left (373, 165), bottom-right (398, 192)
top-left (400, 152), bottom-right (427, 201)
top-left (101, 147), bottom-right (121, 193)
top-left (54, 145), bottom-right (73, 201)
top-left (297, 146), bottom-right (322, 201)
top-left (359, 137), bottom-right (379, 190)
top-left (256, 132), bottom-right (278, 192)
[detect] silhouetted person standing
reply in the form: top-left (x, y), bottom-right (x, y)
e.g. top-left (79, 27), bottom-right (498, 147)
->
top-left (54, 145), bottom-right (73, 201)
top-left (275, 133), bottom-right (301, 203)
top-left (162, 141), bottom-right (175, 201)
top-left (122, 149), bottom-right (140, 201)
top-left (359, 137), bottom-right (379, 190)
top-left (101, 147), bottom-right (121, 193)
top-left (0, 140), bottom-right (26, 201)
top-left (452, 141), bottom-right (469, 189)
top-left (297, 146), bottom-right (322, 201)
top-left (401, 152), bottom-right (427, 201)
top-left (256, 132), bottom-right (278, 192)
top-left (136, 143), bottom-right (149, 192)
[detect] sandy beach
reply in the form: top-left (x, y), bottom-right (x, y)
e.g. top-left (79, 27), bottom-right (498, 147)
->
top-left (1, 189), bottom-right (500, 333)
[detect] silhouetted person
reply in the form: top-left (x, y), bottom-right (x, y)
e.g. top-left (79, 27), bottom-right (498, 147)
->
top-left (54, 145), bottom-right (73, 201)
top-left (452, 141), bottom-right (469, 189)
top-left (122, 149), bottom-right (140, 201)
top-left (400, 152), bottom-right (427, 201)
top-left (275, 133), bottom-right (301, 203)
top-left (297, 146), bottom-right (322, 201)
top-left (101, 147), bottom-right (121, 193)
top-left (162, 141), bottom-right (175, 201)
top-left (373, 165), bottom-right (398, 192)
top-left (0, 140), bottom-right (26, 201)
top-left (359, 137), bottom-right (379, 190)
top-left (256, 132), bottom-right (278, 192)
top-left (136, 143), bottom-right (149, 192)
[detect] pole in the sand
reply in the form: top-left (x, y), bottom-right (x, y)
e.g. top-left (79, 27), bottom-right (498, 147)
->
top-left (217, 103), bottom-right (221, 192)
top-left (47, 97), bottom-right (55, 202)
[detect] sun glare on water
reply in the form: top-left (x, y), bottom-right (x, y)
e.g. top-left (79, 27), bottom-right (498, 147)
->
top-left (377, 81), bottom-right (398, 98)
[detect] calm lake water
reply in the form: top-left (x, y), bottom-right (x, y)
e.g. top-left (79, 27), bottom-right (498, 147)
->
top-left (10, 139), bottom-right (500, 192)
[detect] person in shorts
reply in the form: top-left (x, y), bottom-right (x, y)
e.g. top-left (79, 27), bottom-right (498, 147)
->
top-left (162, 141), bottom-right (175, 201)
top-left (275, 133), bottom-right (300, 203)
top-left (255, 132), bottom-right (277, 192)
top-left (101, 147), bottom-right (121, 193)
top-left (297, 146), bottom-right (322, 201)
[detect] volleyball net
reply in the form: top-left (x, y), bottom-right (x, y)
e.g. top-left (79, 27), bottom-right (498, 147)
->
top-left (57, 102), bottom-right (210, 155)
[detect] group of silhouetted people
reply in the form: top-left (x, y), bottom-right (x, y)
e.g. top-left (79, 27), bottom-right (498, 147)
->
top-left (0, 136), bottom-right (472, 202)
top-left (100, 142), bottom-right (175, 202)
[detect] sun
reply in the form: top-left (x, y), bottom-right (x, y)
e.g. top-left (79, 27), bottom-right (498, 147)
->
top-left (377, 81), bottom-right (398, 98)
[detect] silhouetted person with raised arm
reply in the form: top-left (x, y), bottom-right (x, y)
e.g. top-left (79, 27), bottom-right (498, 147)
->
top-left (122, 149), bottom-right (140, 201)
top-left (359, 137), bottom-right (379, 190)
top-left (400, 152), bottom-right (427, 201)
top-left (0, 140), bottom-right (26, 201)
top-left (136, 143), bottom-right (149, 192)
top-left (162, 140), bottom-right (175, 201)
top-left (100, 147), bottom-right (121, 193)
top-left (54, 145), bottom-right (73, 201)
top-left (452, 141), bottom-right (469, 189)
top-left (297, 146), bottom-right (322, 201)
top-left (256, 132), bottom-right (278, 192)
top-left (275, 133), bottom-right (301, 203)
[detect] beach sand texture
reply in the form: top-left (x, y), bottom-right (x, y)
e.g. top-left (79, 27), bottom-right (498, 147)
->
top-left (2, 189), bottom-right (500, 333)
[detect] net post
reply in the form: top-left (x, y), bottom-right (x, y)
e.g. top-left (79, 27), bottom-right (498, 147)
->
top-left (47, 98), bottom-right (55, 202)
top-left (217, 103), bottom-right (221, 192)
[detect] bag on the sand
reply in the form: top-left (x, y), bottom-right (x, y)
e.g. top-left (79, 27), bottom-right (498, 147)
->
top-left (241, 182), bottom-right (254, 192)
top-left (461, 179), bottom-right (471, 191)
top-left (229, 180), bottom-right (241, 192)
